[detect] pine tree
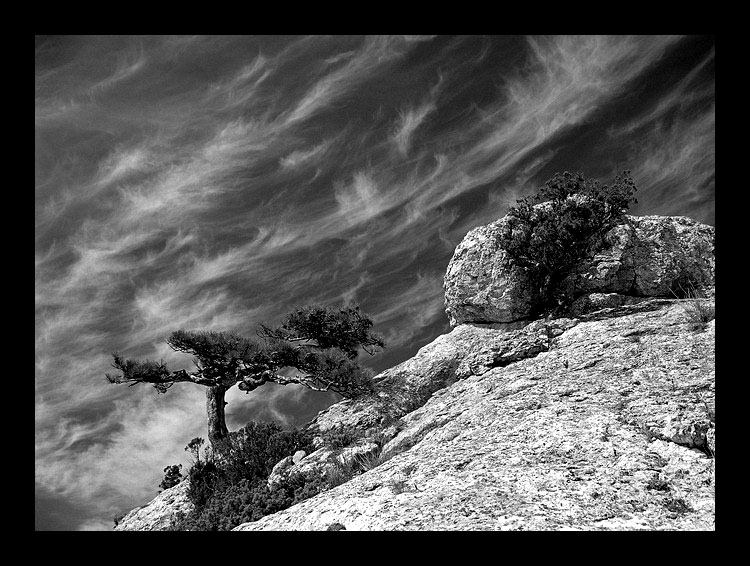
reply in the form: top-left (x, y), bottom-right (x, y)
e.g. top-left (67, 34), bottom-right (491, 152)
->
top-left (106, 304), bottom-right (384, 448)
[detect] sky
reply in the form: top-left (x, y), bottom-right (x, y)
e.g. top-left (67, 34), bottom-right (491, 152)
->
top-left (35, 35), bottom-right (715, 531)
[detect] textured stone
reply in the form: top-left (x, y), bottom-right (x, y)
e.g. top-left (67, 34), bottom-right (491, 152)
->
top-left (304, 318), bottom-right (578, 440)
top-left (234, 297), bottom-right (714, 531)
top-left (560, 216), bottom-right (715, 299)
top-left (115, 211), bottom-right (715, 532)
top-left (267, 442), bottom-right (381, 488)
top-left (267, 456), bottom-right (295, 488)
top-left (568, 293), bottom-right (647, 317)
top-left (443, 215), bottom-right (534, 325)
top-left (444, 214), bottom-right (714, 326)
top-left (114, 479), bottom-right (193, 531)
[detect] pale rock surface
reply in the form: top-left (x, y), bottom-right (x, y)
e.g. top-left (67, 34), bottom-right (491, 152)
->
top-left (303, 318), bottom-right (576, 442)
top-left (444, 214), bottom-right (714, 326)
top-left (235, 298), bottom-right (714, 531)
top-left (115, 211), bottom-right (715, 532)
top-left (267, 441), bottom-right (381, 488)
top-left (114, 479), bottom-right (193, 531)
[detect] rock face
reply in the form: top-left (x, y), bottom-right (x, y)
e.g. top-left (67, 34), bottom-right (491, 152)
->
top-left (234, 298), bottom-right (715, 531)
top-left (444, 214), bottom-right (715, 326)
top-left (114, 479), bottom-right (193, 531)
top-left (116, 212), bottom-right (715, 532)
top-left (303, 318), bottom-right (573, 440)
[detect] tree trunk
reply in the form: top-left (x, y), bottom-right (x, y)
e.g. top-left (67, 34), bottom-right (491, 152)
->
top-left (205, 384), bottom-right (229, 448)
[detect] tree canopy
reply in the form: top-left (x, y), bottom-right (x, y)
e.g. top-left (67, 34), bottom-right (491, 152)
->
top-left (106, 304), bottom-right (384, 446)
top-left (107, 304), bottom-right (384, 397)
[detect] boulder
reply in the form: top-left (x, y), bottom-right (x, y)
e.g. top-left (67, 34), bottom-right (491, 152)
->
top-left (267, 456), bottom-right (295, 488)
top-left (444, 214), bottom-right (714, 326)
top-left (267, 442), bottom-right (381, 489)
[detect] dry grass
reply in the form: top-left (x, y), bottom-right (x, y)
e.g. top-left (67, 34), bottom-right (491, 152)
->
top-left (670, 282), bottom-right (714, 331)
top-left (682, 299), bottom-right (715, 331)
top-left (354, 449), bottom-right (390, 472)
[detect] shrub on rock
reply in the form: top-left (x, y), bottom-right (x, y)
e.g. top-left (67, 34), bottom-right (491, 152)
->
top-left (497, 171), bottom-right (637, 317)
top-left (445, 171), bottom-right (714, 326)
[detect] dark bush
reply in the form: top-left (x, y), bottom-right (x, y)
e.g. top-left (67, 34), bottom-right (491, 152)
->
top-left (158, 464), bottom-right (183, 492)
top-left (214, 421), bottom-right (314, 484)
top-left (171, 472), bottom-right (330, 531)
top-left (171, 421), bottom-right (319, 531)
top-left (185, 459), bottom-right (224, 508)
top-left (498, 170), bottom-right (637, 316)
top-left (321, 426), bottom-right (364, 449)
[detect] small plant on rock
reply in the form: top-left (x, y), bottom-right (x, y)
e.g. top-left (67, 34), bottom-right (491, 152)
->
top-left (354, 447), bottom-right (389, 472)
top-left (185, 437), bottom-right (205, 464)
top-left (670, 281), bottom-right (715, 331)
top-left (325, 458), bottom-right (362, 488)
top-left (682, 298), bottom-right (715, 332)
top-left (645, 475), bottom-right (671, 492)
top-left (663, 495), bottom-right (692, 515)
top-left (322, 426), bottom-right (364, 449)
top-left (158, 464), bottom-right (183, 492)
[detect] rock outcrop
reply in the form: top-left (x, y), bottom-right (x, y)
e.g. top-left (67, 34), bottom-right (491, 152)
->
top-left (235, 298), bottom-right (715, 531)
top-left (114, 479), bottom-right (193, 531)
top-left (444, 214), bottom-right (714, 326)
top-left (115, 212), bottom-right (715, 531)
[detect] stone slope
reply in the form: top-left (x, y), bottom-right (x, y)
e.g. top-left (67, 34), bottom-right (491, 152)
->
top-left (302, 317), bottom-right (573, 438)
top-left (114, 212), bottom-right (715, 531)
top-left (114, 479), bottom-right (192, 531)
top-left (234, 298), bottom-right (714, 530)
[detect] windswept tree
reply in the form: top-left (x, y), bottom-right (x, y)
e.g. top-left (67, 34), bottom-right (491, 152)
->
top-left (106, 305), bottom-right (385, 448)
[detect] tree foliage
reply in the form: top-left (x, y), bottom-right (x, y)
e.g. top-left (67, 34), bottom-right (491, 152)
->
top-left (169, 422), bottom-right (319, 530)
top-left (498, 170), bottom-right (638, 315)
top-left (106, 304), bottom-right (384, 398)
top-left (106, 304), bottom-right (384, 449)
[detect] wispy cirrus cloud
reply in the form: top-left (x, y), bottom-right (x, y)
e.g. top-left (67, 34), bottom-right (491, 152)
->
top-left (36, 386), bottom-right (207, 519)
top-left (392, 101), bottom-right (437, 156)
top-left (373, 271), bottom-right (447, 349)
top-left (280, 36), bottom-right (416, 127)
top-left (409, 35), bottom-right (684, 211)
top-left (279, 141), bottom-right (332, 169)
top-left (626, 106), bottom-right (715, 223)
top-left (87, 45), bottom-right (147, 96)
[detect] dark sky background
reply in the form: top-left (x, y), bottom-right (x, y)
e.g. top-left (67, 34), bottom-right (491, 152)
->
top-left (35, 35), bottom-right (714, 530)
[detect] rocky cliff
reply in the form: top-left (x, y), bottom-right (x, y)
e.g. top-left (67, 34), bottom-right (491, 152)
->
top-left (116, 212), bottom-right (715, 531)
